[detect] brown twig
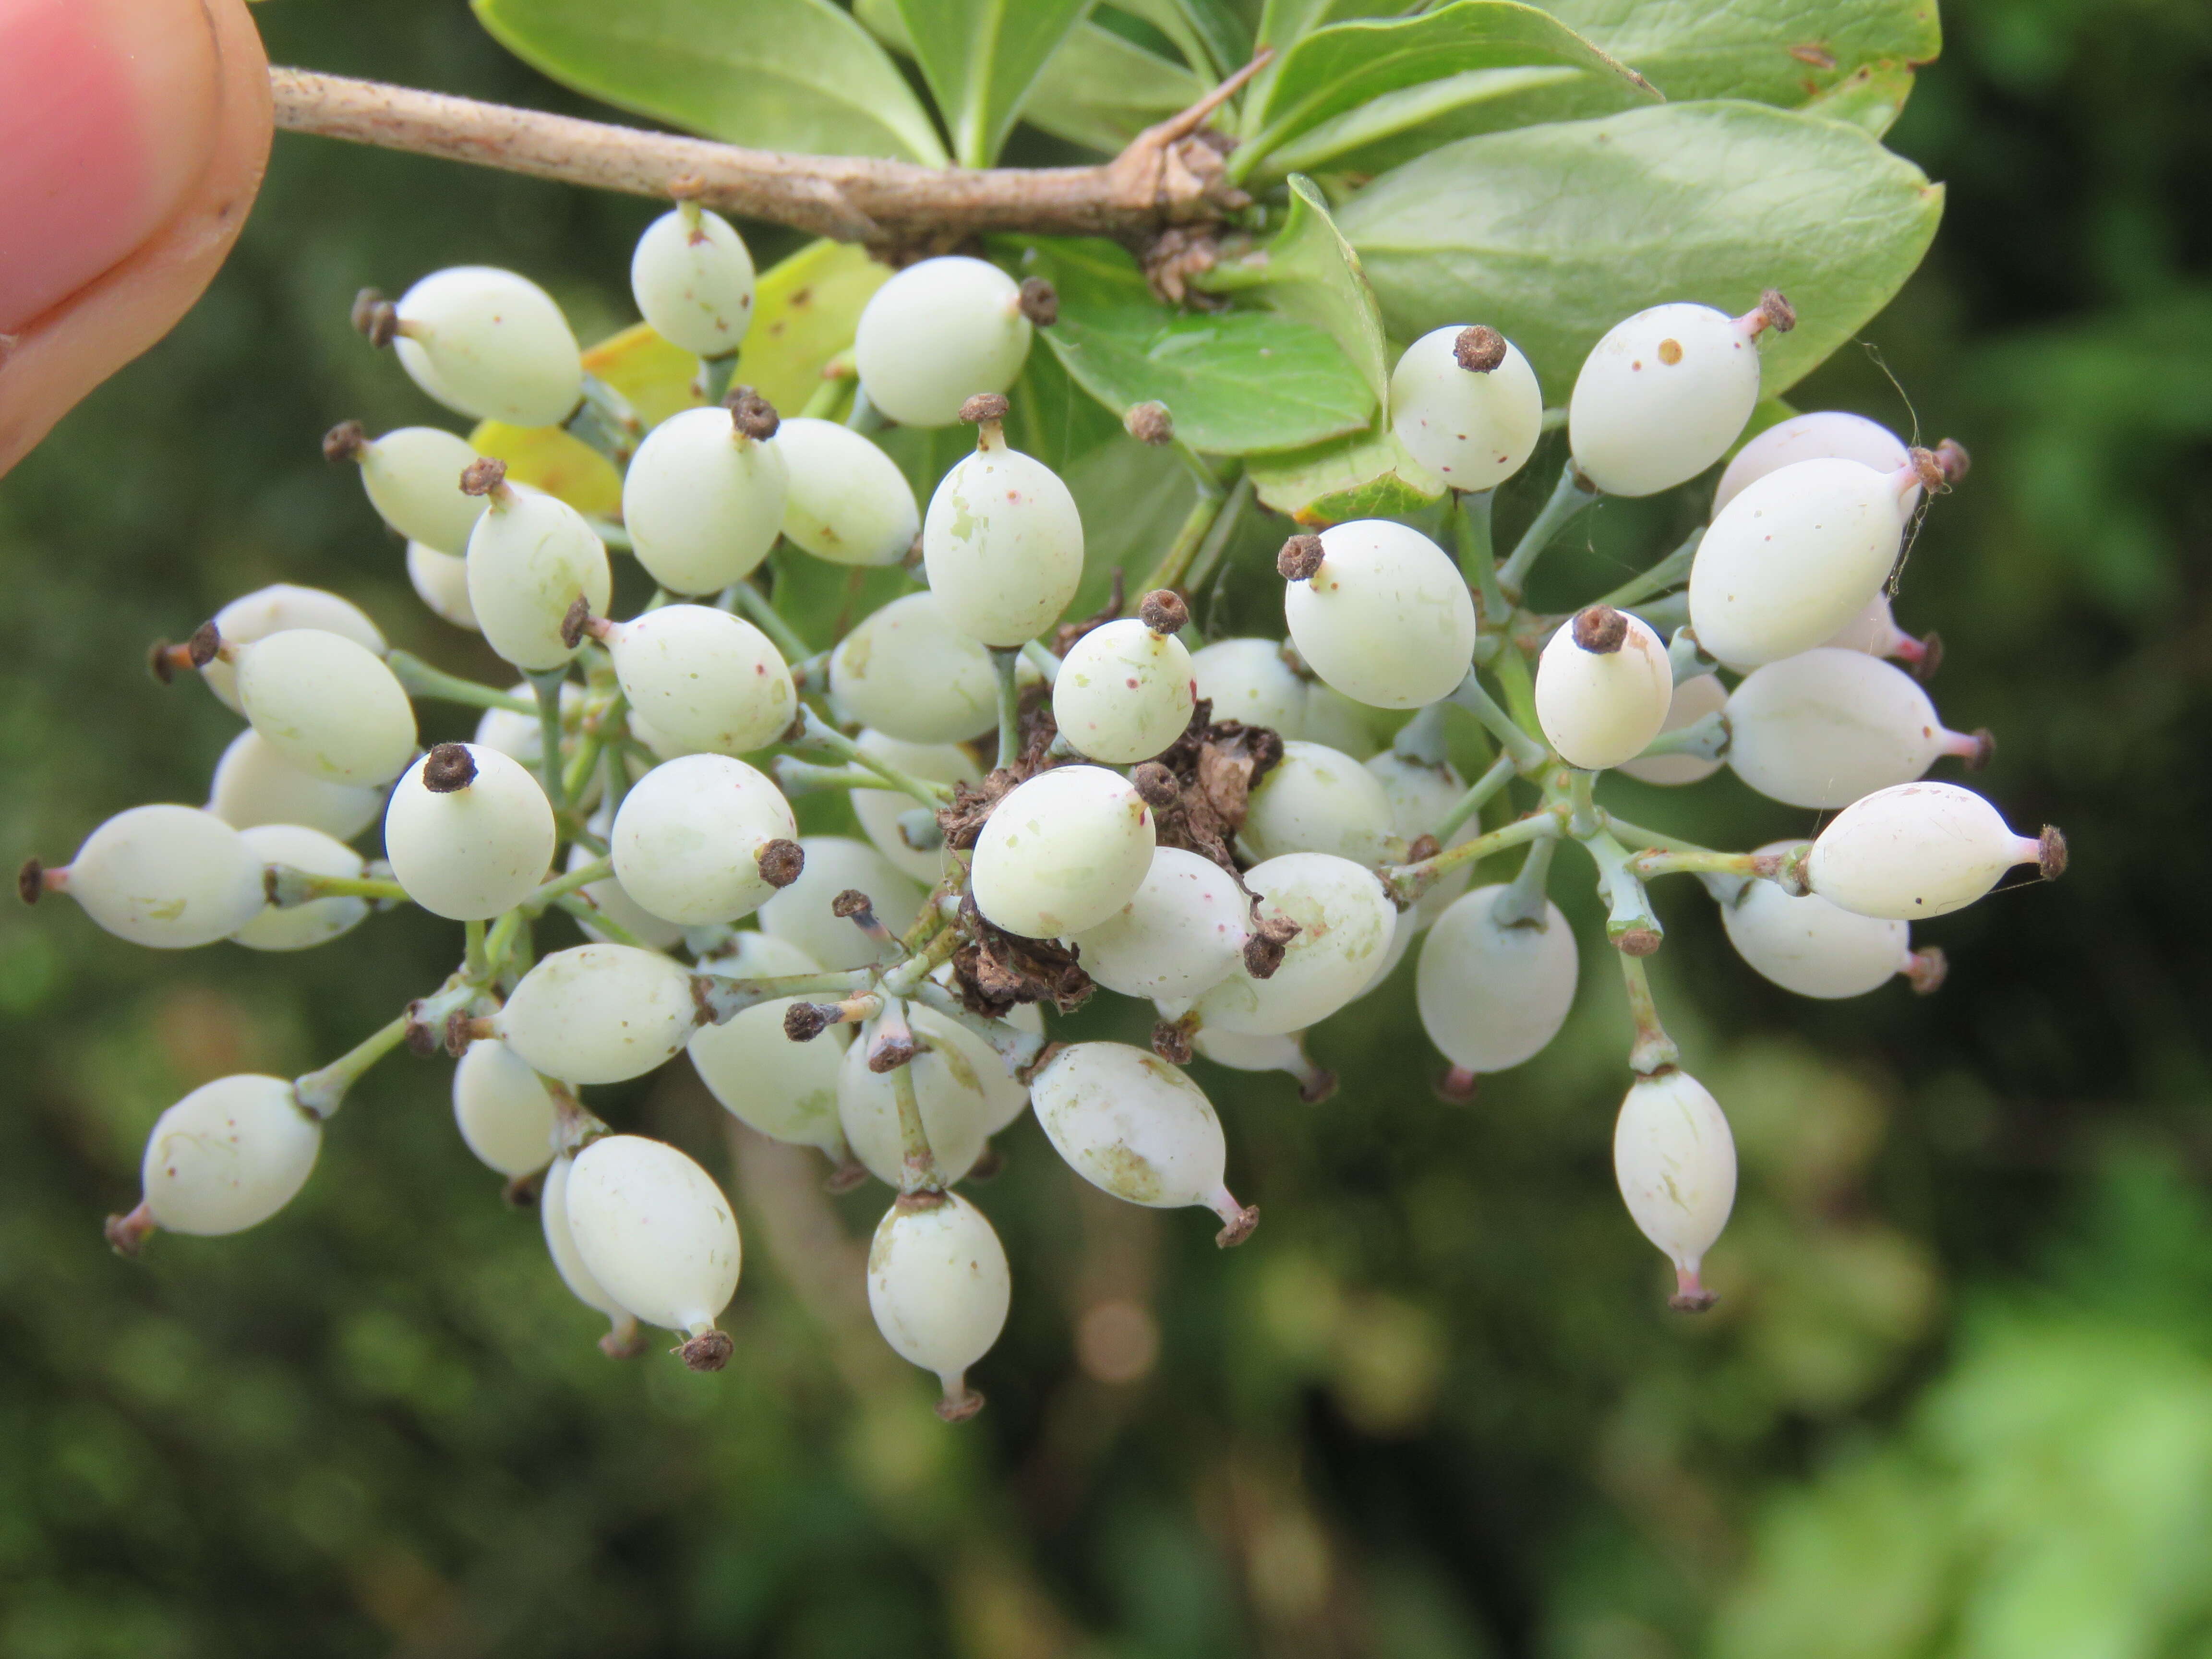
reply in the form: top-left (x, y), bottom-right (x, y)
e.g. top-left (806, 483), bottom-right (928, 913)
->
top-left (267, 57), bottom-right (1269, 253)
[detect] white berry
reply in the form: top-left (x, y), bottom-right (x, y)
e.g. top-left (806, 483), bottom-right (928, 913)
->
top-left (777, 418), bottom-right (920, 567)
top-left (392, 266), bottom-right (583, 428)
top-left (1614, 672), bottom-right (1728, 787)
top-left (1068, 846), bottom-right (1249, 1001)
top-left (1569, 301), bottom-right (1763, 497)
top-left (850, 731), bottom-right (978, 882)
top-left (1720, 843), bottom-right (1914, 999)
top-left (452, 1037), bottom-right (558, 1178)
top-left (623, 404), bottom-right (789, 595)
top-left (631, 204), bottom-right (756, 359)
top-left (406, 541), bottom-right (479, 631)
top-left (1283, 520), bottom-right (1475, 709)
top-left (1190, 637), bottom-right (1307, 733)
top-left (565, 1135), bottom-right (741, 1336)
top-left (867, 1192), bottom-right (1010, 1414)
top-left (1239, 740), bottom-right (1396, 864)
top-left (829, 591), bottom-right (1007, 744)
top-left (495, 944), bottom-right (699, 1084)
top-left (758, 835), bottom-right (925, 970)
top-left (690, 934), bottom-right (852, 1161)
top-left (1388, 325), bottom-right (1544, 491)
top-left (837, 1012), bottom-right (990, 1187)
top-left (1713, 409), bottom-right (1915, 517)
top-left (854, 256), bottom-right (1032, 428)
top-left (383, 745), bottom-right (556, 921)
top-left (43, 804), bottom-right (266, 949)
top-left (197, 585), bottom-right (385, 714)
top-left (465, 483), bottom-right (613, 673)
top-left (610, 753), bottom-right (797, 926)
top-left (1614, 1070), bottom-right (1736, 1296)
top-left (1534, 610), bottom-right (1673, 771)
top-left (1053, 618), bottom-right (1194, 764)
top-left (1806, 781), bottom-right (2048, 920)
top-left (207, 727), bottom-right (386, 841)
top-left (1190, 853), bottom-right (1395, 1035)
top-left (1030, 1043), bottom-right (1253, 1236)
top-left (232, 823), bottom-right (369, 952)
top-left (348, 425), bottom-right (487, 554)
top-left (1727, 647), bottom-right (1979, 809)
top-left (603, 603), bottom-right (795, 757)
top-left (971, 765), bottom-right (1155, 938)
top-left (140, 1074), bottom-right (321, 1236)
top-left (1416, 885), bottom-right (1578, 1073)
top-left (921, 426), bottom-right (1084, 647)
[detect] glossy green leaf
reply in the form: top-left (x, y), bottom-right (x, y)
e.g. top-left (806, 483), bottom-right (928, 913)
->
top-left (1110, 0), bottom-right (1232, 77)
top-left (1237, 0), bottom-right (1655, 178)
top-left (1338, 100), bottom-right (1944, 399)
top-left (1248, 423), bottom-right (1445, 525)
top-left (472, 0), bottom-right (948, 162)
top-left (1202, 176), bottom-right (1390, 410)
top-left (1267, 0), bottom-right (1939, 177)
top-left (893, 0), bottom-right (1093, 166)
top-left (1022, 22), bottom-right (1209, 152)
top-left (1010, 238), bottom-right (1373, 454)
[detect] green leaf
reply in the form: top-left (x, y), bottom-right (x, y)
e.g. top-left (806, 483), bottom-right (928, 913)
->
top-left (1337, 100), bottom-right (1943, 400)
top-left (1267, 0), bottom-right (1940, 178)
top-left (472, 0), bottom-right (948, 163)
top-left (1110, 0), bottom-right (1233, 77)
top-left (1248, 423), bottom-right (1444, 525)
top-left (1540, 0), bottom-right (1939, 110)
top-left (1012, 238), bottom-right (1378, 455)
top-left (1236, 0), bottom-right (1656, 179)
top-left (1022, 22), bottom-right (1209, 152)
top-left (1202, 176), bottom-right (1390, 411)
top-left (893, 0), bottom-right (1093, 167)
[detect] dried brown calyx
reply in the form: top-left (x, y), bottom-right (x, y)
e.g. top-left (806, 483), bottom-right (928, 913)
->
top-left (459, 457), bottom-right (508, 497)
top-left (1572, 605), bottom-right (1629, 654)
top-left (724, 385), bottom-right (779, 440)
top-left (1151, 1016), bottom-right (1196, 1065)
top-left (959, 392), bottom-right (1011, 425)
top-left (421, 742), bottom-right (477, 793)
top-left (1124, 401), bottom-right (1174, 445)
top-left (1141, 701), bottom-right (1286, 879)
top-left (1276, 534), bottom-right (1325, 582)
top-left (1934, 438), bottom-right (1972, 483)
top-left (1241, 908), bottom-right (1300, 980)
top-left (1017, 276), bottom-right (1058, 326)
top-left (559, 595), bottom-right (596, 649)
top-left (677, 1330), bottom-right (734, 1371)
top-left (1454, 325), bottom-right (1506, 373)
top-left (946, 895), bottom-right (1095, 1019)
top-left (321, 420), bottom-right (368, 463)
top-left (1906, 446), bottom-right (1948, 495)
top-left (756, 838), bottom-right (805, 888)
top-left (1138, 588), bottom-right (1188, 635)
top-left (350, 288), bottom-right (398, 348)
top-left (1755, 288), bottom-right (1796, 334)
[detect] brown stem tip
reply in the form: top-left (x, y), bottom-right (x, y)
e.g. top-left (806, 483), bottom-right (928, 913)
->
top-left (560, 596), bottom-right (598, 650)
top-left (959, 392), bottom-right (1010, 425)
top-left (823, 1157), bottom-right (869, 1194)
top-left (17, 857), bottom-right (46, 907)
top-left (598, 1320), bottom-right (649, 1360)
top-left (403, 1003), bottom-right (442, 1057)
top-left (1018, 276), bottom-right (1058, 326)
top-left (936, 1383), bottom-right (986, 1423)
top-left (1138, 588), bottom-right (1188, 635)
top-left (1756, 288), bottom-right (1797, 334)
top-left (1277, 534), bottom-right (1325, 582)
top-left (724, 385), bottom-right (779, 440)
top-left (1435, 1065), bottom-right (1479, 1104)
top-left (1935, 437), bottom-right (1972, 483)
top-left (186, 621), bottom-right (222, 669)
top-left (1669, 1264), bottom-right (1719, 1310)
top-left (1614, 926), bottom-right (1663, 958)
top-left (1572, 604), bottom-right (1629, 654)
top-left (1129, 761), bottom-right (1179, 810)
top-left (783, 1002), bottom-right (833, 1043)
top-left (1454, 325), bottom-right (1506, 373)
top-left (1911, 630), bottom-right (1944, 684)
top-left (829, 888), bottom-right (875, 921)
top-left (1904, 946), bottom-right (1948, 995)
top-left (2039, 826), bottom-right (2068, 881)
top-left (1962, 727), bottom-right (1995, 771)
top-left (1297, 1068), bottom-right (1338, 1105)
top-left (350, 287), bottom-right (398, 348)
top-left (964, 1143), bottom-right (1005, 1182)
top-left (445, 1010), bottom-right (484, 1058)
top-left (421, 742), bottom-right (478, 793)
top-left (104, 1203), bottom-right (156, 1258)
top-left (866, 1032), bottom-right (917, 1074)
top-left (1124, 400), bottom-right (1174, 445)
top-left (1907, 446), bottom-right (1947, 495)
top-left (756, 838), bottom-right (805, 888)
top-left (676, 1329), bottom-right (734, 1372)
top-left (321, 419), bottom-right (368, 463)
top-left (459, 457), bottom-right (508, 496)
top-left (1214, 1203), bottom-right (1261, 1249)
top-left (1151, 1017), bottom-right (1195, 1065)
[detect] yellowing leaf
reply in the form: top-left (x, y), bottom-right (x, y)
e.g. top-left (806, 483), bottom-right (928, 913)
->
top-left (466, 421), bottom-right (623, 519)
top-left (734, 240), bottom-right (894, 419)
top-left (582, 322), bottom-right (704, 431)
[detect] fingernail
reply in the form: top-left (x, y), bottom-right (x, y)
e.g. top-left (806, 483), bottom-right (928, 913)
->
top-left (0, 0), bottom-right (221, 331)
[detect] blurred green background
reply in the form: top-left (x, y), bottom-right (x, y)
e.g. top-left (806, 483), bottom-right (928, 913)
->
top-left (4, 1), bottom-right (2212, 1654)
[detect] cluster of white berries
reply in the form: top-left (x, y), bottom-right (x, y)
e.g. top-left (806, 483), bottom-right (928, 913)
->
top-left (24, 204), bottom-right (2063, 1405)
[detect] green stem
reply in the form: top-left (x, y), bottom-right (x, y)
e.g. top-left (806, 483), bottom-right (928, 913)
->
top-left (528, 857), bottom-right (613, 911)
top-left (463, 917), bottom-right (491, 981)
top-left (1596, 528), bottom-right (1701, 611)
top-left (551, 892), bottom-right (649, 950)
top-left (693, 967), bottom-right (874, 1024)
top-left (565, 373), bottom-right (642, 468)
top-left (1491, 835), bottom-right (1558, 927)
top-left (790, 708), bottom-right (951, 806)
top-left (277, 870), bottom-right (410, 906)
top-left (1599, 814), bottom-right (1719, 855)
top-left (1632, 710), bottom-right (1729, 763)
top-left (1380, 810), bottom-right (1559, 906)
top-left (1432, 753), bottom-right (1517, 843)
top-left (386, 651), bottom-right (533, 714)
top-left (1497, 461), bottom-right (1598, 597)
top-left (1579, 828), bottom-right (1665, 953)
top-left (1448, 671), bottom-right (1549, 773)
top-left (586, 517), bottom-right (633, 553)
top-left (526, 669), bottom-right (570, 815)
top-left (730, 577), bottom-right (813, 662)
top-left (700, 352), bottom-right (739, 405)
top-left (798, 360), bottom-right (854, 421)
top-left (1619, 952), bottom-right (1681, 1075)
top-left (1019, 639), bottom-right (1062, 686)
top-left (1180, 472), bottom-right (1253, 609)
top-left (292, 1013), bottom-right (413, 1118)
top-left (1490, 640), bottom-right (1544, 738)
top-left (845, 385), bottom-right (884, 433)
top-left (1457, 491), bottom-right (1508, 625)
top-left (988, 647), bottom-right (1023, 771)
top-left (1140, 479), bottom-right (1233, 595)
top-left (483, 908), bottom-right (526, 975)
top-left (1567, 769), bottom-right (1599, 838)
